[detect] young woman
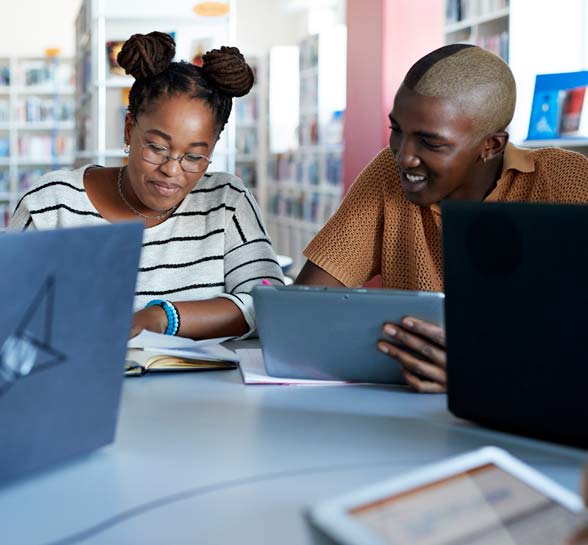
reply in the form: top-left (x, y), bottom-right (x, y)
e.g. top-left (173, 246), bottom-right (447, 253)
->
top-left (10, 31), bottom-right (283, 339)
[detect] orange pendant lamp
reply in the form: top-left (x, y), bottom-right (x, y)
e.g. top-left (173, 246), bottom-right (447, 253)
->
top-left (193, 2), bottom-right (230, 16)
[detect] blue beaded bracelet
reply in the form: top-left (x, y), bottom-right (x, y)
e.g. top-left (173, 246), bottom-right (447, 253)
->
top-left (145, 299), bottom-right (180, 336)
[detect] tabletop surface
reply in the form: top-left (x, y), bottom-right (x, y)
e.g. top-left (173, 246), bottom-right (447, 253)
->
top-left (1, 343), bottom-right (585, 545)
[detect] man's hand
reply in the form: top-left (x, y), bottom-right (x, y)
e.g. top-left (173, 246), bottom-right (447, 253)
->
top-left (568, 463), bottom-right (588, 544)
top-left (129, 305), bottom-right (167, 339)
top-left (377, 317), bottom-right (447, 393)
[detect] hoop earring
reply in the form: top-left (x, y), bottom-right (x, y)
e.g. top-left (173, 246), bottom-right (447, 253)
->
top-left (124, 144), bottom-right (130, 154)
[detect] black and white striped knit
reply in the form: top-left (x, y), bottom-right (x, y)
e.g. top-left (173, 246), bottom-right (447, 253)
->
top-left (10, 165), bottom-right (284, 336)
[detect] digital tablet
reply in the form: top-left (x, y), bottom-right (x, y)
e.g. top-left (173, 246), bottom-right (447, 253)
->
top-left (307, 446), bottom-right (587, 545)
top-left (252, 285), bottom-right (444, 384)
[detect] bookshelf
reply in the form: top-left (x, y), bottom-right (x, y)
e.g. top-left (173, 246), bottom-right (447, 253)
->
top-left (0, 55), bottom-right (75, 230)
top-left (265, 25), bottom-right (346, 276)
top-left (233, 54), bottom-right (268, 213)
top-left (74, 0), bottom-right (233, 171)
top-left (445, 1), bottom-right (588, 148)
top-left (445, 0), bottom-right (509, 61)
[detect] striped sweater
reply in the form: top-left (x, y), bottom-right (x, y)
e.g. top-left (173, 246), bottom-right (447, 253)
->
top-left (10, 165), bottom-right (284, 335)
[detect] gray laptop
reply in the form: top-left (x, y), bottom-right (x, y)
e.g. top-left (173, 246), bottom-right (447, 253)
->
top-left (253, 285), bottom-right (444, 384)
top-left (0, 222), bottom-right (143, 484)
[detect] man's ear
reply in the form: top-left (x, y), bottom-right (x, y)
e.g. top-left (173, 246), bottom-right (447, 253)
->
top-left (123, 113), bottom-right (134, 146)
top-left (482, 131), bottom-right (509, 162)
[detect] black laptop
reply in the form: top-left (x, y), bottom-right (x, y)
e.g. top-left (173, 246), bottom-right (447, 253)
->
top-left (442, 201), bottom-right (588, 449)
top-left (0, 222), bottom-right (143, 484)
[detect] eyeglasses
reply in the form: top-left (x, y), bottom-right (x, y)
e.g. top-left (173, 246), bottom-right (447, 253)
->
top-left (134, 122), bottom-right (212, 173)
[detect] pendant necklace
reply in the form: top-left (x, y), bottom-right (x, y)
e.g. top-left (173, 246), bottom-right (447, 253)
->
top-left (117, 166), bottom-right (177, 221)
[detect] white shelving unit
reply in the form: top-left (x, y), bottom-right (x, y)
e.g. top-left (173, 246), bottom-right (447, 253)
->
top-left (445, 0), bottom-right (588, 147)
top-left (522, 138), bottom-right (588, 153)
top-left (265, 25), bottom-right (346, 276)
top-left (74, 0), bottom-right (233, 171)
top-left (233, 54), bottom-right (268, 212)
top-left (0, 55), bottom-right (75, 230)
top-left (445, 0), bottom-right (509, 60)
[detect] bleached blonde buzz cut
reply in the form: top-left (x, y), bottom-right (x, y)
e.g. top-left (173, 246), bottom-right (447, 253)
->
top-left (403, 44), bottom-right (516, 138)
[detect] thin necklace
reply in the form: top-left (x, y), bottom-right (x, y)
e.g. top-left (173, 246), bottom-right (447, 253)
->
top-left (117, 166), bottom-right (177, 221)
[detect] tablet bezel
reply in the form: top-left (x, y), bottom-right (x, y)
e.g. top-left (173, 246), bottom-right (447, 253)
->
top-left (307, 446), bottom-right (585, 545)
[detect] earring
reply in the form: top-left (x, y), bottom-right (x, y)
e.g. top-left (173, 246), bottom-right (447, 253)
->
top-left (483, 156), bottom-right (487, 164)
top-left (123, 144), bottom-right (130, 154)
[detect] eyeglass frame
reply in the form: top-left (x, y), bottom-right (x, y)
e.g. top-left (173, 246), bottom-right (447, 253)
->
top-left (131, 121), bottom-right (213, 173)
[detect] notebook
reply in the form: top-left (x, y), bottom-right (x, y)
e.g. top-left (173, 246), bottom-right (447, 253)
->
top-left (442, 201), bottom-right (588, 448)
top-left (0, 222), bottom-right (143, 484)
top-left (125, 330), bottom-right (238, 376)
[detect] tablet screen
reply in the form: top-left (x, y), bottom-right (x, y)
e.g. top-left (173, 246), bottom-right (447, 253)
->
top-left (349, 463), bottom-right (582, 545)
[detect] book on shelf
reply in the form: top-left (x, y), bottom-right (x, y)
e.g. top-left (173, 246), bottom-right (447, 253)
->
top-left (20, 58), bottom-right (72, 87)
top-left (0, 137), bottom-right (9, 157)
top-left (235, 163), bottom-right (257, 188)
top-left (527, 71), bottom-right (588, 140)
top-left (446, 0), bottom-right (509, 22)
top-left (0, 64), bottom-right (10, 86)
top-left (16, 96), bottom-right (75, 123)
top-left (476, 31), bottom-right (508, 62)
top-left (125, 330), bottom-right (239, 377)
top-left (106, 41), bottom-right (126, 76)
top-left (235, 96), bottom-right (258, 123)
top-left (0, 171), bottom-right (9, 192)
top-left (236, 129), bottom-right (257, 154)
top-left (0, 99), bottom-right (8, 122)
top-left (299, 34), bottom-right (319, 71)
top-left (559, 87), bottom-right (588, 136)
top-left (17, 134), bottom-right (74, 157)
top-left (19, 168), bottom-right (45, 192)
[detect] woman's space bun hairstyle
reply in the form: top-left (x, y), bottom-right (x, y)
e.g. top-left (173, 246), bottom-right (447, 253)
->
top-left (117, 31), bottom-right (254, 135)
top-left (202, 46), bottom-right (255, 98)
top-left (117, 31), bottom-right (175, 80)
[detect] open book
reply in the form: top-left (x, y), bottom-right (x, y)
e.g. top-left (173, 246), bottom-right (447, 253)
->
top-left (125, 330), bottom-right (239, 376)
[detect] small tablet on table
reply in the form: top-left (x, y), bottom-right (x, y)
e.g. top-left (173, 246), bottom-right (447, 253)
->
top-left (307, 447), bottom-right (586, 545)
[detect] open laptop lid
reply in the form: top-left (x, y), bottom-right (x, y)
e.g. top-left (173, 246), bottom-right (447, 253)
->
top-left (442, 201), bottom-right (588, 448)
top-left (0, 222), bottom-right (143, 484)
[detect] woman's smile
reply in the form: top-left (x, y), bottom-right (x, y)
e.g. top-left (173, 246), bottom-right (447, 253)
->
top-left (147, 179), bottom-right (183, 198)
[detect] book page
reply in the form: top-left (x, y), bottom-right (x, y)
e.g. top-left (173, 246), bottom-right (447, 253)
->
top-left (127, 331), bottom-right (239, 364)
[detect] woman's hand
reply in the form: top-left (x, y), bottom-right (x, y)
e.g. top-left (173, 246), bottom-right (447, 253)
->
top-left (377, 317), bottom-right (447, 393)
top-left (129, 306), bottom-right (167, 339)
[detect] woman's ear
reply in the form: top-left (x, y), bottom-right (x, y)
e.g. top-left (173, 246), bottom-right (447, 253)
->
top-left (123, 113), bottom-right (134, 147)
top-left (482, 131), bottom-right (509, 162)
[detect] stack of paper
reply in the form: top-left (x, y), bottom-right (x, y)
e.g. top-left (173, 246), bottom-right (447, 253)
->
top-left (128, 330), bottom-right (240, 362)
top-left (236, 348), bottom-right (351, 386)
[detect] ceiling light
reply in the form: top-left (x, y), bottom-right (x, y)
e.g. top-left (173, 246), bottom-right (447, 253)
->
top-left (193, 2), bottom-right (230, 16)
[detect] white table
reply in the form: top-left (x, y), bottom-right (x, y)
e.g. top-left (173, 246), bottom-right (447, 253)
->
top-left (1, 353), bottom-right (585, 545)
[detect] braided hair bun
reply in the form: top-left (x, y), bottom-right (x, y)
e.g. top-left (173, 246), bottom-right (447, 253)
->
top-left (117, 31), bottom-right (175, 80)
top-left (202, 46), bottom-right (254, 97)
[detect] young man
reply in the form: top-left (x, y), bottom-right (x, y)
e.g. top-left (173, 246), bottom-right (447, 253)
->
top-left (296, 44), bottom-right (588, 393)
